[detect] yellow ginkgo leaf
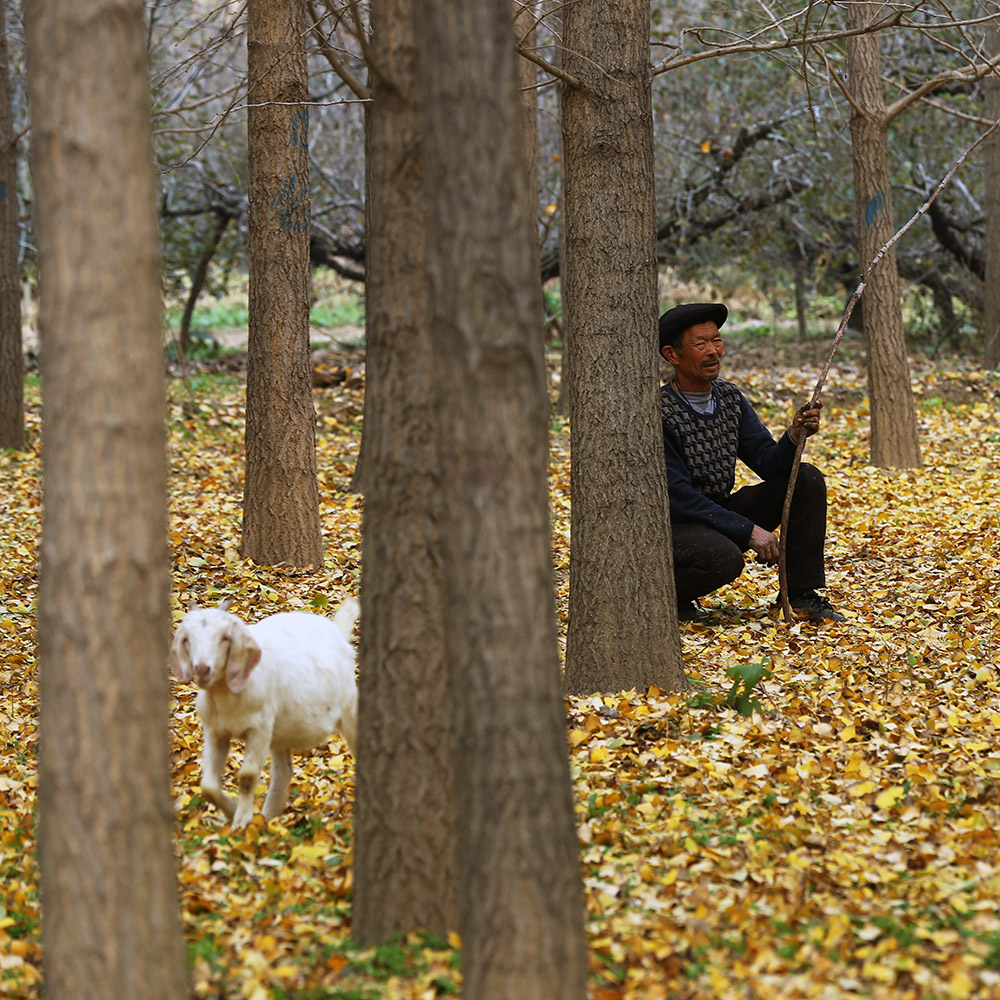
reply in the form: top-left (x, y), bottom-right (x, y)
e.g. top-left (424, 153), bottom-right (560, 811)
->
top-left (874, 786), bottom-right (905, 810)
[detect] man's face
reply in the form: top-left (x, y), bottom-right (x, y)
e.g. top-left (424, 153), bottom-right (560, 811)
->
top-left (661, 321), bottom-right (724, 391)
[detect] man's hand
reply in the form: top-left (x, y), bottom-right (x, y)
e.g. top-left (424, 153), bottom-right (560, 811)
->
top-left (748, 525), bottom-right (779, 565)
top-left (789, 399), bottom-right (823, 444)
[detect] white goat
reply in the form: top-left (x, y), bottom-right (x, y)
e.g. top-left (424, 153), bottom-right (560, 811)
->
top-left (169, 598), bottom-right (359, 830)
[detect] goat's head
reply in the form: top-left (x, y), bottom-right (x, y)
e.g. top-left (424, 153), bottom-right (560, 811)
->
top-left (169, 605), bottom-right (262, 693)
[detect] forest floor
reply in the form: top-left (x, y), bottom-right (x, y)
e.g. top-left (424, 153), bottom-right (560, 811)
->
top-left (2, 342), bottom-right (1000, 999)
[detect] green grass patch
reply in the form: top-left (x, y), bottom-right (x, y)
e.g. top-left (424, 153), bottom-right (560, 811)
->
top-left (310, 299), bottom-right (365, 328)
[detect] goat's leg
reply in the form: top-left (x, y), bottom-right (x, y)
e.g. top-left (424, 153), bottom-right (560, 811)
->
top-left (231, 729), bottom-right (270, 830)
top-left (338, 699), bottom-right (357, 757)
top-left (262, 747), bottom-right (293, 821)
top-left (201, 730), bottom-right (236, 820)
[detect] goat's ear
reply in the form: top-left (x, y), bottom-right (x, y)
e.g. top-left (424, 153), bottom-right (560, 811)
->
top-left (217, 597), bottom-right (233, 612)
top-left (224, 623), bottom-right (262, 694)
top-left (168, 626), bottom-right (193, 682)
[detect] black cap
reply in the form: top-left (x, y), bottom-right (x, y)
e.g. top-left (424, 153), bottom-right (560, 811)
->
top-left (658, 302), bottom-right (728, 353)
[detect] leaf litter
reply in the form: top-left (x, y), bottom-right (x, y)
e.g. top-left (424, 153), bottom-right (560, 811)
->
top-left (1, 353), bottom-right (999, 999)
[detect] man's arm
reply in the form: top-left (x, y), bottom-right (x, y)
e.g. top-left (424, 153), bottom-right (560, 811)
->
top-left (738, 396), bottom-right (823, 565)
top-left (789, 400), bottom-right (823, 444)
top-left (736, 393), bottom-right (797, 479)
top-left (748, 524), bottom-right (779, 564)
top-left (663, 427), bottom-right (755, 547)
top-left (737, 394), bottom-right (823, 563)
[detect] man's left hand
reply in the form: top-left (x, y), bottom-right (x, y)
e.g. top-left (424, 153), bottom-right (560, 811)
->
top-left (790, 400), bottom-right (822, 444)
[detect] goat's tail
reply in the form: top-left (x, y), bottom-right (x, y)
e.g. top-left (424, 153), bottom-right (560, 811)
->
top-left (332, 596), bottom-right (360, 641)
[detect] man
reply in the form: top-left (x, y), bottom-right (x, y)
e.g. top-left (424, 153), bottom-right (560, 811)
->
top-left (658, 301), bottom-right (844, 623)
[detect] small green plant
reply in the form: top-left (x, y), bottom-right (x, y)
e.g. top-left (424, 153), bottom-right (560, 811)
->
top-left (288, 814), bottom-right (326, 844)
top-left (543, 283), bottom-right (563, 341)
top-left (330, 931), bottom-right (458, 986)
top-left (724, 661), bottom-right (772, 717)
top-left (686, 690), bottom-right (717, 710)
top-left (165, 327), bottom-right (226, 363)
top-left (186, 933), bottom-right (226, 975)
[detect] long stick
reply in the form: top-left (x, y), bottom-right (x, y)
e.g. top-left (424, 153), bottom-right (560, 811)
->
top-left (777, 116), bottom-right (1000, 621)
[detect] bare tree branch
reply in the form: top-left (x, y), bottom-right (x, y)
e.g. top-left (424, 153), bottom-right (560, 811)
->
top-left (516, 44), bottom-right (584, 88)
top-left (652, 14), bottom-right (908, 76)
top-left (306, 0), bottom-right (370, 101)
top-left (883, 56), bottom-right (1000, 122)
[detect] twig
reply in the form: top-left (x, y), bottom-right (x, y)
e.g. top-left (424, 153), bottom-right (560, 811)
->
top-left (777, 114), bottom-right (1000, 621)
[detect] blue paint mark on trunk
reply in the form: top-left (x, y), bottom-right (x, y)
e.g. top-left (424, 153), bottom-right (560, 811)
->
top-left (270, 174), bottom-right (309, 234)
top-left (291, 108), bottom-right (308, 149)
top-left (865, 191), bottom-right (886, 227)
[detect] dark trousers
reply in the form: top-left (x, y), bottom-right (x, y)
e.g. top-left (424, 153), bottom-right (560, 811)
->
top-left (672, 462), bottom-right (827, 603)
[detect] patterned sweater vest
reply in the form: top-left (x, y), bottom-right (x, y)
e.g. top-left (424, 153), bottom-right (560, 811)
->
top-left (660, 379), bottom-right (744, 503)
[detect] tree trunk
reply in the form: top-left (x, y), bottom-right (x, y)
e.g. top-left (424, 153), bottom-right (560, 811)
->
top-left (0, 6), bottom-right (22, 451)
top-left (515, 0), bottom-right (539, 231)
top-left (412, 0), bottom-right (588, 995)
top-left (241, 0), bottom-right (324, 567)
top-left (515, 0), bottom-right (542, 343)
top-left (794, 256), bottom-right (808, 341)
top-left (552, 5), bottom-right (571, 419)
top-left (845, 3), bottom-right (922, 468)
top-left (985, 15), bottom-right (1000, 369)
top-left (560, 0), bottom-right (686, 693)
top-left (178, 211), bottom-right (232, 361)
top-left (352, 0), bottom-right (459, 943)
top-left (24, 1), bottom-right (188, 997)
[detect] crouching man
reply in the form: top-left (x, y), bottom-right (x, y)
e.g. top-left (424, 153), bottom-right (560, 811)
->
top-left (658, 301), bottom-right (844, 623)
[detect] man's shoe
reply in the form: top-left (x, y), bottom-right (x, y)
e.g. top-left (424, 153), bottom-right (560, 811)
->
top-left (789, 591), bottom-right (846, 622)
top-left (677, 600), bottom-right (708, 622)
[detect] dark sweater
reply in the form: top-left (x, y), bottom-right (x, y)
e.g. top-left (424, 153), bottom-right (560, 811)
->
top-left (660, 379), bottom-right (797, 547)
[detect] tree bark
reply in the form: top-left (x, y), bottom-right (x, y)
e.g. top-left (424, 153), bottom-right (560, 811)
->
top-left (560, 0), bottom-right (686, 693)
top-left (794, 257), bottom-right (808, 341)
top-left (352, 0), bottom-right (459, 943)
top-left (24, 1), bottom-right (188, 997)
top-left (845, 2), bottom-right (922, 468)
top-left (0, 6), bottom-right (22, 451)
top-left (241, 0), bottom-right (324, 567)
top-left (412, 0), bottom-right (588, 995)
top-left (515, 0), bottom-right (539, 229)
top-left (985, 15), bottom-right (1000, 370)
top-left (178, 211), bottom-right (232, 361)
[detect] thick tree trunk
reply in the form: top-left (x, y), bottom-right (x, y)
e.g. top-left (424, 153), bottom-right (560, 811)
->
top-left (352, 0), bottom-right (459, 944)
top-left (241, 0), bottom-right (324, 567)
top-left (24, 1), bottom-right (188, 997)
top-left (412, 0), bottom-right (588, 996)
top-left (0, 7), bottom-right (22, 451)
top-left (985, 16), bottom-right (1000, 369)
top-left (560, 0), bottom-right (686, 693)
top-left (845, 3), bottom-right (922, 468)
